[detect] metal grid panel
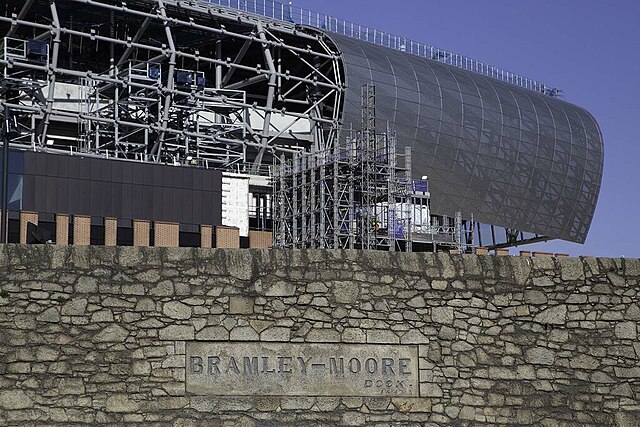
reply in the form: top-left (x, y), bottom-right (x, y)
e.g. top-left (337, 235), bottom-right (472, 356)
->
top-left (330, 33), bottom-right (604, 243)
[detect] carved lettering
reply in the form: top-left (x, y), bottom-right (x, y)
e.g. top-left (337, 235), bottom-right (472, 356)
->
top-left (348, 357), bottom-right (361, 373)
top-left (278, 356), bottom-right (292, 373)
top-left (262, 357), bottom-right (275, 373)
top-left (297, 356), bottom-right (312, 374)
top-left (382, 357), bottom-right (394, 375)
top-left (399, 358), bottom-right (411, 375)
top-left (243, 356), bottom-right (259, 374)
top-left (227, 357), bottom-right (240, 374)
top-left (207, 356), bottom-right (220, 374)
top-left (330, 357), bottom-right (344, 375)
top-left (186, 343), bottom-right (419, 397)
top-left (365, 358), bottom-right (378, 374)
top-left (190, 356), bottom-right (203, 374)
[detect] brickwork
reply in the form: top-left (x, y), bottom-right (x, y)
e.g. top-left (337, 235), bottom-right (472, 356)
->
top-left (133, 220), bottom-right (150, 247)
top-left (104, 218), bottom-right (117, 247)
top-left (19, 211), bottom-right (38, 244)
top-left (72, 215), bottom-right (91, 246)
top-left (154, 222), bottom-right (179, 248)
top-left (215, 226), bottom-right (239, 248)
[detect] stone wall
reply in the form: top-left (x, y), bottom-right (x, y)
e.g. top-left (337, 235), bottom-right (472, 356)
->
top-left (0, 245), bottom-right (638, 426)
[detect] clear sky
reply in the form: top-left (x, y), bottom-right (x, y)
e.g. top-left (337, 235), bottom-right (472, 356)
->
top-left (292, 0), bottom-right (640, 258)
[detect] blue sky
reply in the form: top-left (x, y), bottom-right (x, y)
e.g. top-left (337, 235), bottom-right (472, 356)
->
top-left (292, 0), bottom-right (640, 258)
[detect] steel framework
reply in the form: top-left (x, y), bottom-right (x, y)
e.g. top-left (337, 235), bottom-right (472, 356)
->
top-left (273, 84), bottom-right (474, 252)
top-left (0, 0), bottom-right (344, 169)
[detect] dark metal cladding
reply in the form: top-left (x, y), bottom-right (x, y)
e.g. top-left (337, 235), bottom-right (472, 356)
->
top-left (326, 33), bottom-right (604, 243)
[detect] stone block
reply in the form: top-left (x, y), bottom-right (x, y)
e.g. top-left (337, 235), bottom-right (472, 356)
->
top-left (615, 321), bottom-right (637, 340)
top-left (431, 306), bottom-right (455, 324)
top-left (420, 383), bottom-right (443, 397)
top-left (431, 280), bottom-right (448, 290)
top-left (532, 276), bottom-right (555, 287)
top-left (306, 328), bottom-right (340, 342)
top-left (0, 390), bottom-right (32, 410)
top-left (59, 378), bottom-right (85, 395)
top-left (401, 330), bottom-right (429, 344)
top-left (524, 289), bottom-right (547, 305)
top-left (196, 326), bottom-right (229, 341)
top-left (263, 282), bottom-right (296, 297)
top-left (342, 328), bottom-right (367, 343)
top-left (533, 305), bottom-right (567, 325)
top-left (332, 281), bottom-right (360, 304)
top-left (407, 295), bottom-right (426, 308)
top-left (94, 324), bottom-right (129, 342)
top-left (229, 326), bottom-right (259, 341)
top-left (260, 327), bottom-right (291, 342)
top-left (91, 310), bottom-right (114, 323)
top-left (36, 307), bottom-right (60, 323)
top-left (525, 347), bottom-right (556, 365)
top-left (163, 301), bottom-right (193, 320)
top-left (75, 276), bottom-right (98, 293)
top-left (392, 397), bottom-right (432, 412)
top-left (159, 325), bottom-right (195, 341)
top-left (570, 354), bottom-right (600, 370)
top-left (105, 394), bottom-right (139, 413)
top-left (367, 329), bottom-right (399, 344)
top-left (229, 296), bottom-right (254, 314)
top-left (61, 298), bottom-right (88, 316)
top-left (558, 257), bottom-right (585, 281)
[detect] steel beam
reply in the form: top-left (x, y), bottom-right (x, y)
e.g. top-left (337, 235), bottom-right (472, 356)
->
top-left (151, 0), bottom-right (176, 159)
top-left (253, 22), bottom-right (277, 169)
top-left (5, 0), bottom-right (36, 38)
top-left (36, 0), bottom-right (62, 147)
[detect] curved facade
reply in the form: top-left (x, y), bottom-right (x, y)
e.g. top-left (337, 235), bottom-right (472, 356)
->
top-left (327, 33), bottom-right (604, 243)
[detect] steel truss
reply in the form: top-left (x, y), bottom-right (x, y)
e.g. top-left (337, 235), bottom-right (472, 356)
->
top-left (0, 0), bottom-right (344, 169)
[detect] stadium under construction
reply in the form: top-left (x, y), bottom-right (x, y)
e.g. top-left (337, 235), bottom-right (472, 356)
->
top-left (0, 0), bottom-right (604, 253)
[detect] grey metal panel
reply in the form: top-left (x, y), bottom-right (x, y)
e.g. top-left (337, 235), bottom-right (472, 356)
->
top-left (328, 33), bottom-right (604, 243)
top-left (20, 152), bottom-right (223, 227)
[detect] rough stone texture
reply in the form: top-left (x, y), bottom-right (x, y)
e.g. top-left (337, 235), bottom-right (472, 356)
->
top-left (0, 245), bottom-right (638, 426)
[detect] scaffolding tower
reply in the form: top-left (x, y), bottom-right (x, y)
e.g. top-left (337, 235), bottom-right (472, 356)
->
top-left (275, 85), bottom-right (408, 251)
top-left (273, 84), bottom-right (475, 252)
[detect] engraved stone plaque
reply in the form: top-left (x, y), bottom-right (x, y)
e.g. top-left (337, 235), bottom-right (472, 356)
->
top-left (186, 342), bottom-right (419, 397)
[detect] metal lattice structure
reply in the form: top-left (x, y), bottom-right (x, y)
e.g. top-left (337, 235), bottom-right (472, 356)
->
top-left (0, 0), bottom-right (343, 170)
top-left (273, 84), bottom-right (474, 252)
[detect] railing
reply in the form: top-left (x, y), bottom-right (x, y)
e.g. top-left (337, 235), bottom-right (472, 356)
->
top-left (202, 0), bottom-right (558, 96)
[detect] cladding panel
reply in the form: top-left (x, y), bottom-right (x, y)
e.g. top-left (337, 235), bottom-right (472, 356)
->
top-left (329, 33), bottom-right (604, 243)
top-left (20, 152), bottom-right (223, 227)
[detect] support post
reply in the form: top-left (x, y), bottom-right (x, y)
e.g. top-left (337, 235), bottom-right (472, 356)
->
top-left (253, 22), bottom-right (278, 169)
top-left (37, 0), bottom-right (62, 146)
top-left (151, 0), bottom-right (176, 160)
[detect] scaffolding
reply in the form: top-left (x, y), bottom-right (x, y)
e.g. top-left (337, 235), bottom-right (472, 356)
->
top-left (273, 84), bottom-right (474, 252)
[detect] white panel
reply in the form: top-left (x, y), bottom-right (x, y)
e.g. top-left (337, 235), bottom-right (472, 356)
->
top-left (222, 173), bottom-right (250, 237)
